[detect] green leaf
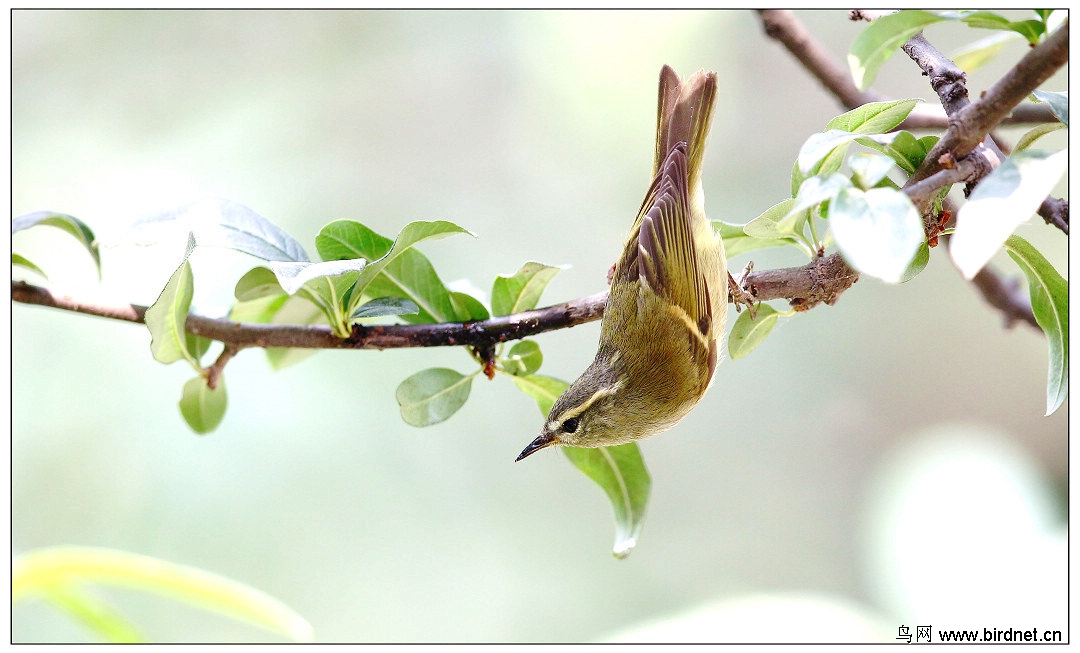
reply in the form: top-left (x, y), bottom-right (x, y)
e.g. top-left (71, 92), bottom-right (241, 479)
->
top-left (898, 239), bottom-right (931, 283)
top-left (956, 12), bottom-right (1044, 45)
top-left (792, 173), bottom-right (853, 214)
top-left (1032, 90), bottom-right (1068, 126)
top-left (849, 11), bottom-right (946, 90)
top-left (316, 220), bottom-right (473, 324)
top-left (12, 211), bottom-right (101, 277)
top-left (145, 259), bottom-right (199, 367)
top-left (1007, 20), bottom-right (1044, 45)
top-left (491, 262), bottom-right (566, 316)
top-left (147, 198), bottom-right (309, 262)
top-left (12, 546), bottom-right (313, 642)
top-left (179, 376), bottom-right (228, 434)
top-left (792, 138), bottom-right (849, 197)
top-left (1014, 122), bottom-right (1065, 153)
top-left (727, 303), bottom-right (781, 359)
top-left (1004, 236), bottom-right (1068, 416)
top-left (264, 298), bottom-right (327, 370)
top-left (714, 219), bottom-right (795, 257)
top-left (858, 130), bottom-right (933, 174)
top-left (950, 31), bottom-right (1022, 72)
top-left (563, 443), bottom-right (651, 559)
top-left (743, 198), bottom-right (798, 240)
top-left (12, 253), bottom-right (47, 279)
top-left (396, 368), bottom-right (475, 427)
top-left (849, 152), bottom-right (897, 190)
top-left (185, 332), bottom-right (212, 364)
top-left (449, 291), bottom-right (491, 322)
top-left (951, 149), bottom-right (1069, 279)
top-left (826, 99), bottom-right (920, 134)
top-left (39, 582), bottom-right (145, 642)
top-left (501, 340), bottom-right (543, 376)
top-left (266, 259), bottom-right (367, 296)
top-left (955, 10), bottom-right (1011, 30)
top-left (829, 187), bottom-right (925, 283)
top-left (234, 267), bottom-right (285, 301)
top-left (349, 220), bottom-right (474, 297)
top-left (510, 374), bottom-right (569, 416)
top-left (229, 293), bottom-right (289, 324)
top-left (351, 296), bottom-right (419, 320)
top-left (797, 129), bottom-right (900, 176)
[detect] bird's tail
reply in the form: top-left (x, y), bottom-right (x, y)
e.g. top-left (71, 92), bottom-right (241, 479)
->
top-left (652, 65), bottom-right (718, 192)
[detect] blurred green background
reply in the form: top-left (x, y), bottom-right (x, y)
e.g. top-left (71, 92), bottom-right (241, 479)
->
top-left (12, 10), bottom-right (1067, 643)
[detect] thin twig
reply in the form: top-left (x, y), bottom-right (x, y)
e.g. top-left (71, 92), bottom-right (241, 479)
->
top-left (205, 344), bottom-right (242, 390)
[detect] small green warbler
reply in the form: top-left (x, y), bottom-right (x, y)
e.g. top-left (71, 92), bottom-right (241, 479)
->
top-left (516, 65), bottom-right (726, 461)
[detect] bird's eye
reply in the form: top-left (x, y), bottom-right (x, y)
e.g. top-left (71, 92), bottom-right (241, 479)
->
top-left (562, 417), bottom-right (580, 434)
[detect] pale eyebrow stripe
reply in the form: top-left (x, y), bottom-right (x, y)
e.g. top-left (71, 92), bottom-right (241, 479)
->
top-left (553, 381), bottom-right (622, 426)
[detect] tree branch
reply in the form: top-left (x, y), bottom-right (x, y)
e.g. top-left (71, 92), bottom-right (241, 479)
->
top-left (1038, 197), bottom-right (1069, 235)
top-left (13, 252), bottom-right (863, 351)
top-left (970, 266), bottom-right (1039, 330)
top-left (758, 10), bottom-right (1058, 332)
top-left (911, 20), bottom-right (1069, 184)
top-left (756, 10), bottom-right (1057, 131)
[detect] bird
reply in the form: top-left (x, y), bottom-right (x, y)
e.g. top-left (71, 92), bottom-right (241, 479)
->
top-left (516, 65), bottom-right (727, 461)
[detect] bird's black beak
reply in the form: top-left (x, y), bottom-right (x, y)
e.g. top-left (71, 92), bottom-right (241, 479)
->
top-left (515, 432), bottom-right (556, 462)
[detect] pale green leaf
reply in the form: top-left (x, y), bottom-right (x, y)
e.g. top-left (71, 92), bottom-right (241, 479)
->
top-left (510, 374), bottom-right (569, 416)
top-left (144, 198), bottom-right (309, 262)
top-left (266, 258), bottom-right (367, 296)
top-left (264, 297), bottom-right (327, 370)
top-left (351, 296), bottom-right (419, 320)
top-left (797, 130), bottom-right (899, 176)
top-left (713, 219), bottom-right (796, 257)
top-left (563, 444), bottom-right (651, 559)
top-left (234, 267), bottom-right (285, 301)
top-left (179, 376), bottom-right (228, 435)
top-left (743, 199), bottom-right (798, 240)
top-left (12, 546), bottom-right (314, 642)
top-left (849, 152), bottom-right (897, 190)
top-left (1004, 236), bottom-right (1068, 415)
top-left (1032, 90), bottom-right (1068, 126)
top-left (144, 260), bottom-right (198, 367)
top-left (501, 340), bottom-right (543, 376)
top-left (829, 187), bottom-right (925, 283)
top-left (1014, 122), bottom-right (1065, 153)
top-left (396, 368), bottom-right (474, 427)
top-left (448, 291), bottom-right (491, 322)
top-left (792, 173), bottom-right (852, 214)
top-left (12, 253), bottom-right (47, 279)
top-left (951, 149), bottom-right (1069, 279)
top-left (950, 31), bottom-right (1021, 72)
top-left (12, 211), bottom-right (101, 277)
top-left (848, 11), bottom-right (946, 90)
top-left (40, 583), bottom-right (145, 642)
top-left (727, 304), bottom-right (780, 359)
top-left (491, 262), bottom-right (566, 316)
